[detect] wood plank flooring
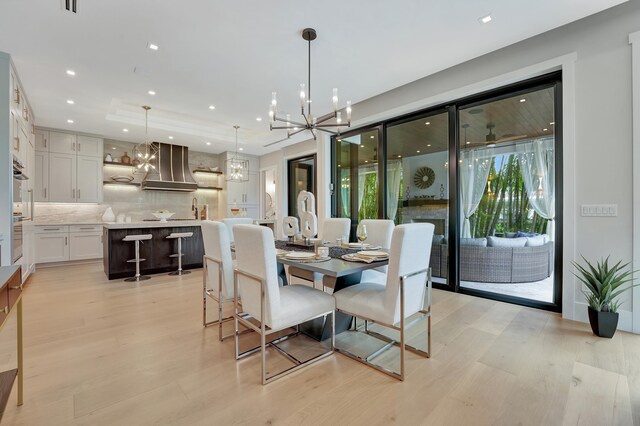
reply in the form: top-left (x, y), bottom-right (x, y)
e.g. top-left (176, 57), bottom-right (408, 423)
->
top-left (0, 262), bottom-right (637, 425)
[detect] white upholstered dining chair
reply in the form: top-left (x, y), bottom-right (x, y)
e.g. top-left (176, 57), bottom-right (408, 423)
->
top-left (233, 224), bottom-right (336, 384)
top-left (333, 223), bottom-right (434, 381)
top-left (221, 217), bottom-right (254, 243)
top-left (321, 217), bottom-right (351, 242)
top-left (201, 221), bottom-right (236, 340)
top-left (358, 219), bottom-right (395, 284)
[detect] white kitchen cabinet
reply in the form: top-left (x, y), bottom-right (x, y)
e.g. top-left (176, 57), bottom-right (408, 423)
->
top-left (34, 151), bottom-right (49, 201)
top-left (49, 152), bottom-right (77, 202)
top-left (76, 135), bottom-right (102, 158)
top-left (76, 155), bottom-right (102, 203)
top-left (35, 129), bottom-right (49, 152)
top-left (49, 131), bottom-right (77, 155)
top-left (35, 232), bottom-right (69, 263)
top-left (69, 231), bottom-right (103, 260)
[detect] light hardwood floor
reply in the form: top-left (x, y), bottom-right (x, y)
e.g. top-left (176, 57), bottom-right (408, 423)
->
top-left (0, 262), bottom-right (638, 425)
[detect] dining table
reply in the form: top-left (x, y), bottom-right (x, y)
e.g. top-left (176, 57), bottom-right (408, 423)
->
top-left (274, 240), bottom-right (389, 341)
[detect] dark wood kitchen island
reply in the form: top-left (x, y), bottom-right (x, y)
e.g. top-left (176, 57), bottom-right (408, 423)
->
top-left (103, 220), bottom-right (204, 280)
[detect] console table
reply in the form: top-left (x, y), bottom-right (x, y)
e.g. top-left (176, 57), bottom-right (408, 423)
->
top-left (0, 266), bottom-right (23, 420)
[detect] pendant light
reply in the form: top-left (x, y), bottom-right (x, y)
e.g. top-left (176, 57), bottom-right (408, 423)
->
top-left (225, 125), bottom-right (249, 182)
top-left (133, 105), bottom-right (158, 173)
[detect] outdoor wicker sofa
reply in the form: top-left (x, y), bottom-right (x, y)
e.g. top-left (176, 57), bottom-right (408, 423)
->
top-left (430, 241), bottom-right (553, 283)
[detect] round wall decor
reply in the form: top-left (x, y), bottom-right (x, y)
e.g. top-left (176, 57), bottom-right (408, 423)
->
top-left (414, 167), bottom-right (435, 189)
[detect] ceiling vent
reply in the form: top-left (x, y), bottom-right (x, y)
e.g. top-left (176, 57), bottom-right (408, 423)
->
top-left (61, 0), bottom-right (77, 13)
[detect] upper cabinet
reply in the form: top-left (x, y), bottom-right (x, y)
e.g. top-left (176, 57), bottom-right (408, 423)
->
top-left (35, 129), bottom-right (48, 151)
top-left (49, 132), bottom-right (77, 155)
top-left (76, 136), bottom-right (102, 158)
top-left (34, 128), bottom-right (104, 203)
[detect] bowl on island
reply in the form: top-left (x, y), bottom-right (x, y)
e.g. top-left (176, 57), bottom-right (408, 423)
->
top-left (152, 211), bottom-right (174, 222)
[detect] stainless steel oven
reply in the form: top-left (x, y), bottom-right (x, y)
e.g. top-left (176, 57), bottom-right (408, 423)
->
top-left (12, 156), bottom-right (30, 264)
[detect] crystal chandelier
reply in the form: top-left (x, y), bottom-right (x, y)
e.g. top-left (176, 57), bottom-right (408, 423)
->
top-left (269, 28), bottom-right (351, 141)
top-left (225, 125), bottom-right (249, 182)
top-left (133, 105), bottom-right (158, 173)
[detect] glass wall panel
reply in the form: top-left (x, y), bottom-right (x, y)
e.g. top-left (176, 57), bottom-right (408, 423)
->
top-left (386, 111), bottom-right (449, 285)
top-left (458, 86), bottom-right (556, 303)
top-left (288, 155), bottom-right (316, 217)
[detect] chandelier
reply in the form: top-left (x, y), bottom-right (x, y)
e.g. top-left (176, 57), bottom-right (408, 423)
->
top-left (133, 105), bottom-right (158, 173)
top-left (269, 28), bottom-right (351, 141)
top-left (225, 125), bottom-right (249, 182)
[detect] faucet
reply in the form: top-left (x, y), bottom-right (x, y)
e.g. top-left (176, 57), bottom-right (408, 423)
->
top-left (192, 197), bottom-right (199, 220)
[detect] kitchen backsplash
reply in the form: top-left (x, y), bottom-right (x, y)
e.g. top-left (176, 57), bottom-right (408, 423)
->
top-left (34, 139), bottom-right (221, 223)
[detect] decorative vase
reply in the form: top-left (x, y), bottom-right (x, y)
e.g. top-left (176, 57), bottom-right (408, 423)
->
top-left (105, 153), bottom-right (113, 162)
top-left (102, 207), bottom-right (116, 222)
top-left (121, 152), bottom-right (131, 165)
top-left (587, 307), bottom-right (619, 338)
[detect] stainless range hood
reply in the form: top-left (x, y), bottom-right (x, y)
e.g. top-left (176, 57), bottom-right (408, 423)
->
top-left (141, 142), bottom-right (198, 192)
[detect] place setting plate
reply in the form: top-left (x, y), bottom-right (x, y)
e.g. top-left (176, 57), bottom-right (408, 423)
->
top-left (341, 250), bottom-right (389, 263)
top-left (280, 251), bottom-right (331, 263)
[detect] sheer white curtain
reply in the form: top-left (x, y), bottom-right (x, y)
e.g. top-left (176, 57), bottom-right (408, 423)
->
top-left (460, 148), bottom-right (493, 238)
top-left (517, 138), bottom-right (555, 240)
top-left (386, 160), bottom-right (402, 222)
top-left (339, 168), bottom-right (350, 217)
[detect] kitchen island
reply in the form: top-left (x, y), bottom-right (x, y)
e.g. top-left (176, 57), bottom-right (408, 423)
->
top-left (103, 220), bottom-right (204, 280)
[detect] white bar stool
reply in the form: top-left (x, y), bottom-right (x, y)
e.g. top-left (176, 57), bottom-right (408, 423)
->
top-left (167, 232), bottom-right (194, 276)
top-left (122, 234), bottom-right (153, 282)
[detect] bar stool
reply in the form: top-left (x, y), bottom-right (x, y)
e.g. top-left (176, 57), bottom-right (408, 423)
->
top-left (167, 232), bottom-right (194, 276)
top-left (122, 234), bottom-right (153, 282)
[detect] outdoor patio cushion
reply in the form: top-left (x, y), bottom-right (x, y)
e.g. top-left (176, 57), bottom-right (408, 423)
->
top-left (525, 235), bottom-right (546, 247)
top-left (487, 236), bottom-right (527, 247)
top-left (461, 238), bottom-right (487, 247)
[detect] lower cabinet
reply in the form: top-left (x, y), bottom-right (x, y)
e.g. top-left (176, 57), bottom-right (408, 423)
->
top-left (69, 231), bottom-right (103, 260)
top-left (35, 225), bottom-right (103, 264)
top-left (34, 232), bottom-right (69, 263)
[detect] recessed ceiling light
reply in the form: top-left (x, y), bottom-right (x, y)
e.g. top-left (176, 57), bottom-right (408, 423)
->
top-left (478, 14), bottom-right (492, 24)
top-left (425, 121), bottom-right (431, 126)
top-left (416, 150), bottom-right (421, 153)
top-left (519, 98), bottom-right (526, 103)
top-left (123, 128), bottom-right (129, 132)
top-left (168, 136), bottom-right (174, 140)
top-left (112, 147), bottom-right (116, 150)
top-left (427, 144), bottom-right (432, 147)
top-left (370, 136), bottom-right (374, 139)
top-left (256, 117), bottom-right (262, 122)
top-left (67, 119), bottom-right (74, 124)
top-left (66, 69), bottom-right (76, 76)
top-left (398, 155), bottom-right (402, 158)
top-left (66, 99), bottom-right (74, 105)
top-left (148, 43), bottom-right (159, 51)
top-left (208, 105), bottom-right (215, 110)
top-left (148, 90), bottom-right (156, 96)
top-left (543, 128), bottom-right (548, 131)
top-left (550, 122), bottom-right (555, 125)
top-left (360, 145), bottom-right (364, 148)
top-left (364, 160), bottom-right (369, 163)
top-left (239, 147), bottom-right (244, 151)
top-left (466, 141), bottom-right (471, 145)
top-left (206, 142), bottom-right (211, 146)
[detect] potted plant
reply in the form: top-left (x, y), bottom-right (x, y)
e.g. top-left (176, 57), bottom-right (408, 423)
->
top-left (573, 256), bottom-right (637, 338)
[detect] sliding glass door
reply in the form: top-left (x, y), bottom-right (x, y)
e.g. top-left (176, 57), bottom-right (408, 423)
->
top-left (457, 85), bottom-right (559, 305)
top-left (331, 73), bottom-right (562, 311)
top-left (334, 127), bottom-right (382, 239)
top-left (386, 110), bottom-right (450, 288)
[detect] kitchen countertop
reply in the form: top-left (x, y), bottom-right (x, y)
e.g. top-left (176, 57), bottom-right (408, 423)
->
top-left (33, 221), bottom-right (104, 226)
top-left (103, 220), bottom-right (202, 229)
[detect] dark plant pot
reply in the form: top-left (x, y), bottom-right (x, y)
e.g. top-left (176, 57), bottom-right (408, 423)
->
top-left (587, 307), bottom-right (619, 338)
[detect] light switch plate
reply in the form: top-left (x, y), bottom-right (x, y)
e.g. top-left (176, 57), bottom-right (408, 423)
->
top-left (580, 204), bottom-right (618, 217)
